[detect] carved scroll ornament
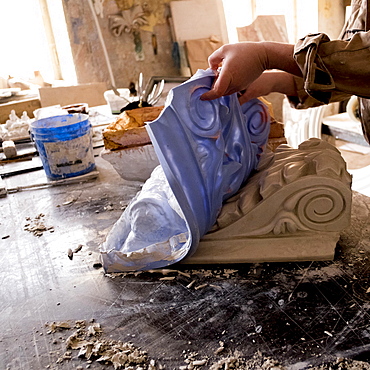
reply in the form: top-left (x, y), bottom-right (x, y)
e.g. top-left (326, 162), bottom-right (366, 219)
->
top-left (211, 138), bottom-right (352, 237)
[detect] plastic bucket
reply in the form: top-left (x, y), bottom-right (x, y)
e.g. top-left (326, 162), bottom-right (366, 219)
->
top-left (30, 114), bottom-right (96, 180)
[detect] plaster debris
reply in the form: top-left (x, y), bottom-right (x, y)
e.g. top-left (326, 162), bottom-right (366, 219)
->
top-left (47, 320), bottom-right (155, 369)
top-left (186, 280), bottom-right (196, 289)
top-left (209, 284), bottom-right (223, 290)
top-left (2, 140), bottom-right (17, 158)
top-left (87, 323), bottom-right (102, 336)
top-left (62, 197), bottom-right (77, 206)
top-left (195, 284), bottom-right (208, 290)
top-left (214, 341), bottom-right (225, 355)
top-left (312, 358), bottom-right (370, 369)
top-left (68, 244), bottom-right (84, 260)
top-left (46, 321), bottom-right (72, 333)
top-left (24, 213), bottom-right (54, 237)
top-left (192, 359), bottom-right (207, 366)
top-left (74, 244), bottom-right (83, 253)
top-left (182, 352), bottom-right (208, 369)
top-left (209, 351), bottom-right (284, 370)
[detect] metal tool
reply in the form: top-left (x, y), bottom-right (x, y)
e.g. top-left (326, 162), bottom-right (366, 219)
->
top-left (3, 170), bottom-right (99, 195)
top-left (147, 79), bottom-right (165, 106)
top-left (119, 74), bottom-right (165, 111)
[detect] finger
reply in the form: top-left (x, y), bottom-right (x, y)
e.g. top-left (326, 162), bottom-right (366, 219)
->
top-left (200, 70), bottom-right (232, 101)
top-left (207, 48), bottom-right (224, 70)
top-left (238, 90), bottom-right (253, 105)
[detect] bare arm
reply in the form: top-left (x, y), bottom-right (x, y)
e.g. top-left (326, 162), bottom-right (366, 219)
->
top-left (238, 70), bottom-right (297, 105)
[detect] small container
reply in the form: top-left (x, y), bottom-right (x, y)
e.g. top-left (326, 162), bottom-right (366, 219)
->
top-left (30, 114), bottom-right (95, 180)
top-left (62, 103), bottom-right (89, 115)
top-left (104, 88), bottom-right (133, 114)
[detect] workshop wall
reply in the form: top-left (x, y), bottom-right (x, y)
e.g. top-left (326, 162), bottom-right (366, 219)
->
top-left (62, 0), bottom-right (181, 89)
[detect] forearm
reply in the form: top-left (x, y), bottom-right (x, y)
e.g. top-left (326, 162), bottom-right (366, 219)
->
top-left (238, 70), bottom-right (298, 104)
top-left (262, 42), bottom-right (302, 77)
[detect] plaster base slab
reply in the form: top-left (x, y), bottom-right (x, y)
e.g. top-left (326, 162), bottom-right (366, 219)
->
top-left (182, 232), bottom-right (339, 264)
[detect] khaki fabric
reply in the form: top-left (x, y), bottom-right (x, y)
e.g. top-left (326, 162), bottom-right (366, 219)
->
top-left (288, 0), bottom-right (370, 142)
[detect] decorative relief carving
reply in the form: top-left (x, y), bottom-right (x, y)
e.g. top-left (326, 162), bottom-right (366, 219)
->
top-left (211, 138), bottom-right (352, 237)
top-left (109, 5), bottom-right (148, 37)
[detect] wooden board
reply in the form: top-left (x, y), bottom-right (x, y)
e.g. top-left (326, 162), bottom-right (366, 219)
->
top-left (0, 97), bottom-right (41, 123)
top-left (39, 82), bottom-right (107, 108)
top-left (237, 15), bottom-right (289, 43)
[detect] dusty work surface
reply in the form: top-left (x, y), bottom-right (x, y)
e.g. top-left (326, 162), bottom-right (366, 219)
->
top-left (0, 156), bottom-right (370, 370)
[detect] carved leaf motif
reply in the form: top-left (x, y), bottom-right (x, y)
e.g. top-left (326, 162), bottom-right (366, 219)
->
top-left (109, 5), bottom-right (148, 37)
top-left (311, 151), bottom-right (345, 178)
top-left (259, 168), bottom-right (284, 199)
top-left (273, 218), bottom-right (300, 235)
top-left (282, 162), bottom-right (308, 183)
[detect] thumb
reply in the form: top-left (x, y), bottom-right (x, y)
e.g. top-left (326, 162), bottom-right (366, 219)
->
top-left (200, 69), bottom-right (233, 101)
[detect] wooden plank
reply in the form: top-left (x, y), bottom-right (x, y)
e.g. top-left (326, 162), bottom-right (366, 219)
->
top-left (39, 82), bottom-right (107, 108)
top-left (237, 15), bottom-right (289, 43)
top-left (0, 98), bottom-right (41, 123)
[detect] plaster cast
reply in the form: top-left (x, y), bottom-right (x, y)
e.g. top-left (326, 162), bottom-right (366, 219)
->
top-left (183, 138), bottom-right (352, 264)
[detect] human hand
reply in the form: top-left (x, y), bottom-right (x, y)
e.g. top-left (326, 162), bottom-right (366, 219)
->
top-left (200, 42), bottom-right (268, 101)
top-left (200, 42), bottom-right (299, 102)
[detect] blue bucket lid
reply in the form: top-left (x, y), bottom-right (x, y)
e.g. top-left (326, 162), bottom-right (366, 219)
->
top-left (30, 114), bottom-right (89, 133)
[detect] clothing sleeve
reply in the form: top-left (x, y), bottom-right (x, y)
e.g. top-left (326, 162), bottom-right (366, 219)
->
top-left (288, 31), bottom-right (370, 109)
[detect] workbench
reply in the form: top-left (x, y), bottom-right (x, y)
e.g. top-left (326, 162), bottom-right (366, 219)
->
top-left (0, 150), bottom-right (370, 369)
